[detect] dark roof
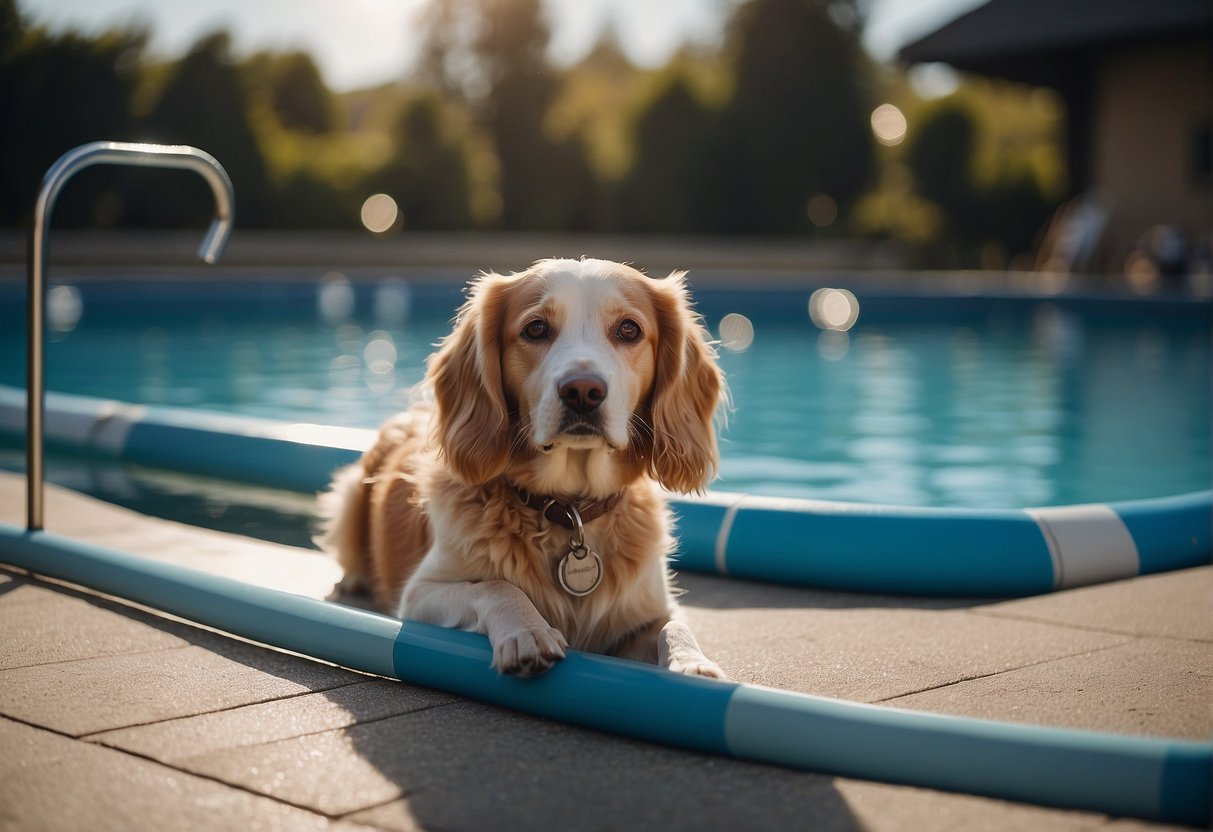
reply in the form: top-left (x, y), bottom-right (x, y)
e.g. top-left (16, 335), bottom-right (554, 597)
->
top-left (900, 0), bottom-right (1212, 85)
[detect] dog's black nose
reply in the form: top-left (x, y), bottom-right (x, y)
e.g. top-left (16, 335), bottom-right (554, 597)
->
top-left (558, 373), bottom-right (607, 414)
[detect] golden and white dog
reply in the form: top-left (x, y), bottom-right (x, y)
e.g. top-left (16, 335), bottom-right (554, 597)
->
top-left (318, 258), bottom-right (725, 679)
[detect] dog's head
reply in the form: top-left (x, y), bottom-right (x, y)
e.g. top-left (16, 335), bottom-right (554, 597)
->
top-left (427, 258), bottom-right (725, 495)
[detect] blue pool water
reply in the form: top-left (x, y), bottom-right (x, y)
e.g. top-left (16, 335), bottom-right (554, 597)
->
top-left (1, 276), bottom-right (1209, 510)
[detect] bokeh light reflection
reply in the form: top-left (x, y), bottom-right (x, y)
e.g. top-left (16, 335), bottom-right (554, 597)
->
top-left (870, 103), bottom-right (907, 146)
top-left (806, 194), bottom-right (838, 228)
top-left (47, 284), bottom-right (83, 333)
top-left (718, 313), bottom-right (754, 352)
top-left (360, 193), bottom-right (399, 234)
top-left (363, 330), bottom-right (398, 375)
top-left (809, 287), bottom-right (860, 332)
top-left (318, 272), bottom-right (355, 324)
top-left (374, 278), bottom-right (412, 323)
top-left (817, 330), bottom-right (850, 361)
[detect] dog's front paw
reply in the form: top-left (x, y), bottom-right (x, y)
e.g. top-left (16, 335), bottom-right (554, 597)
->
top-left (666, 654), bottom-right (728, 681)
top-left (493, 626), bottom-right (568, 677)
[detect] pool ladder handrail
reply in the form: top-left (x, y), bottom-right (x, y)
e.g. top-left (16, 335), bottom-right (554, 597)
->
top-left (26, 141), bottom-right (235, 531)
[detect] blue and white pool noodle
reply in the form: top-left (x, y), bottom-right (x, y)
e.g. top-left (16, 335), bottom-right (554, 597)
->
top-left (0, 523), bottom-right (1207, 826)
top-left (674, 489), bottom-right (1211, 596)
top-left (2, 387), bottom-right (1208, 598)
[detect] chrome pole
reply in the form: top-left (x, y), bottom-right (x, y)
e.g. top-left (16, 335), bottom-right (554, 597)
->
top-left (26, 141), bottom-right (234, 530)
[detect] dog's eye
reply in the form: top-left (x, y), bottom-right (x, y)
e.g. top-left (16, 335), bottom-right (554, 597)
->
top-left (616, 319), bottom-right (642, 342)
top-left (522, 319), bottom-right (550, 341)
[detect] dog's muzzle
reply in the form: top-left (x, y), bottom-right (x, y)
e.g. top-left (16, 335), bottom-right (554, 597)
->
top-left (557, 372), bottom-right (607, 414)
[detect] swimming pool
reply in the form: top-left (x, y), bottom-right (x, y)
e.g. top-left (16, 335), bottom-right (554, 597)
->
top-left (1, 274), bottom-right (1209, 510)
top-left (2, 270), bottom-right (1210, 823)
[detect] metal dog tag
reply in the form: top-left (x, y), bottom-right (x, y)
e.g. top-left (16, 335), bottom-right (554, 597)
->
top-left (558, 544), bottom-right (603, 597)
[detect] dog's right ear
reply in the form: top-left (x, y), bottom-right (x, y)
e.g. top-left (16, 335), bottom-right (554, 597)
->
top-left (427, 272), bottom-right (513, 484)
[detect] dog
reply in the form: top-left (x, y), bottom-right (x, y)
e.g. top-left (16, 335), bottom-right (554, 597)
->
top-left (318, 258), bottom-right (726, 679)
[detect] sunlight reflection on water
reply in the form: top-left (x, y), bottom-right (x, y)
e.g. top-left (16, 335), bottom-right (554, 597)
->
top-left (9, 285), bottom-right (1210, 509)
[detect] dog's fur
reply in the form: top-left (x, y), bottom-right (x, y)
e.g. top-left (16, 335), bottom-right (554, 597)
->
top-left (318, 258), bottom-right (725, 678)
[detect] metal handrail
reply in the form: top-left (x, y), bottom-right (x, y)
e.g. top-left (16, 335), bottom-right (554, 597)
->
top-left (26, 141), bottom-right (235, 530)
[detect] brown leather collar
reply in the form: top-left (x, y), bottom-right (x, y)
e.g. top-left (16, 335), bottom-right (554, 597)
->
top-left (512, 485), bottom-right (622, 530)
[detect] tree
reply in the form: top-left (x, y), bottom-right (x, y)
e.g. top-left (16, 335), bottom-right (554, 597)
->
top-left (0, 0), bottom-right (20, 60)
top-left (0, 12), bottom-right (146, 225)
top-left (366, 94), bottom-right (474, 230)
top-left (905, 103), bottom-right (976, 218)
top-left (706, 0), bottom-right (877, 233)
top-left (620, 74), bottom-right (716, 232)
top-left (415, 0), bottom-right (599, 230)
top-left (138, 32), bottom-right (272, 226)
top-left (906, 99), bottom-right (1055, 266)
top-left (473, 0), bottom-right (565, 229)
top-left (269, 51), bottom-right (334, 134)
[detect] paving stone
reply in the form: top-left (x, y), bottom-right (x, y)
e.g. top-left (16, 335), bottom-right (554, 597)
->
top-left (883, 637), bottom-right (1213, 739)
top-left (677, 573), bottom-right (1129, 701)
top-left (94, 679), bottom-right (458, 761)
top-left (0, 473), bottom-right (342, 600)
top-left (0, 472), bottom-right (1202, 830)
top-left (0, 640), bottom-right (363, 737)
top-left (0, 716), bottom-right (345, 832)
top-left (81, 520), bottom-right (343, 599)
top-left (0, 579), bottom-right (190, 670)
top-left (834, 779), bottom-right (1168, 832)
top-left (976, 566), bottom-right (1213, 642)
top-left (1, 475), bottom-right (149, 540)
top-left (175, 698), bottom-right (1159, 831)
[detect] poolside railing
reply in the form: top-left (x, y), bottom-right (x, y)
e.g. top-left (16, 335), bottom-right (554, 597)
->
top-left (25, 141), bottom-right (234, 530)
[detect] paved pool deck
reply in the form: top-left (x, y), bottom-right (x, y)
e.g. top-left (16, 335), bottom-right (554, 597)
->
top-left (0, 470), bottom-right (1209, 831)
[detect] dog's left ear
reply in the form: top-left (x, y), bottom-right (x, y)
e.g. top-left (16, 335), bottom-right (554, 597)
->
top-left (427, 272), bottom-right (513, 484)
top-left (645, 272), bottom-right (725, 494)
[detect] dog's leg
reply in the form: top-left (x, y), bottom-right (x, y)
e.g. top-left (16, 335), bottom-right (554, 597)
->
top-left (614, 614), bottom-right (727, 680)
top-left (315, 464), bottom-right (371, 595)
top-left (657, 618), bottom-right (727, 679)
top-left (400, 578), bottom-right (568, 677)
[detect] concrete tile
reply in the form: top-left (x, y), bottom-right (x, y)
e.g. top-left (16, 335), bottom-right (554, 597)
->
top-left (94, 679), bottom-right (458, 761)
top-left (0, 716), bottom-right (340, 832)
top-left (977, 567), bottom-right (1213, 642)
top-left (0, 473), bottom-right (147, 538)
top-left (677, 574), bottom-right (1129, 702)
top-left (0, 472), bottom-right (342, 600)
top-left (178, 698), bottom-right (1162, 830)
top-left (0, 567), bottom-right (26, 589)
top-left (0, 579), bottom-right (190, 670)
top-left (0, 640), bottom-right (363, 737)
top-left (82, 520), bottom-right (343, 599)
top-left (834, 779), bottom-right (1169, 832)
top-left (883, 638), bottom-right (1213, 739)
top-left (0, 471), bottom-right (1203, 830)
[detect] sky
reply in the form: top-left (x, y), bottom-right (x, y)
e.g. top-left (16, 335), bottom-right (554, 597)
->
top-left (17, 0), bottom-right (983, 93)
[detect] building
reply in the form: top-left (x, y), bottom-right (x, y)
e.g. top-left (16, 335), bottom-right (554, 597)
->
top-left (900, 0), bottom-right (1211, 274)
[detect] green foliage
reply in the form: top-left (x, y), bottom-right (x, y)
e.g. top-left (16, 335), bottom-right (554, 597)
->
top-left (246, 50), bottom-right (334, 134)
top-left (905, 97), bottom-right (1057, 267)
top-left (906, 103), bottom-right (975, 213)
top-left (0, 7), bottom-right (146, 225)
top-left (139, 32), bottom-right (272, 226)
top-left (365, 94), bottom-right (474, 230)
top-left (0, 0), bottom-right (21, 60)
top-left (0, 0), bottom-right (1064, 260)
top-left (468, 0), bottom-right (602, 230)
top-left (618, 73), bottom-right (716, 233)
top-left (705, 0), bottom-right (877, 233)
top-left (269, 52), bottom-right (333, 134)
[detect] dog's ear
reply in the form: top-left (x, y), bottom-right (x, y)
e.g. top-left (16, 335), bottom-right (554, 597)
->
top-left (645, 272), bottom-right (725, 494)
top-left (428, 272), bottom-right (513, 484)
